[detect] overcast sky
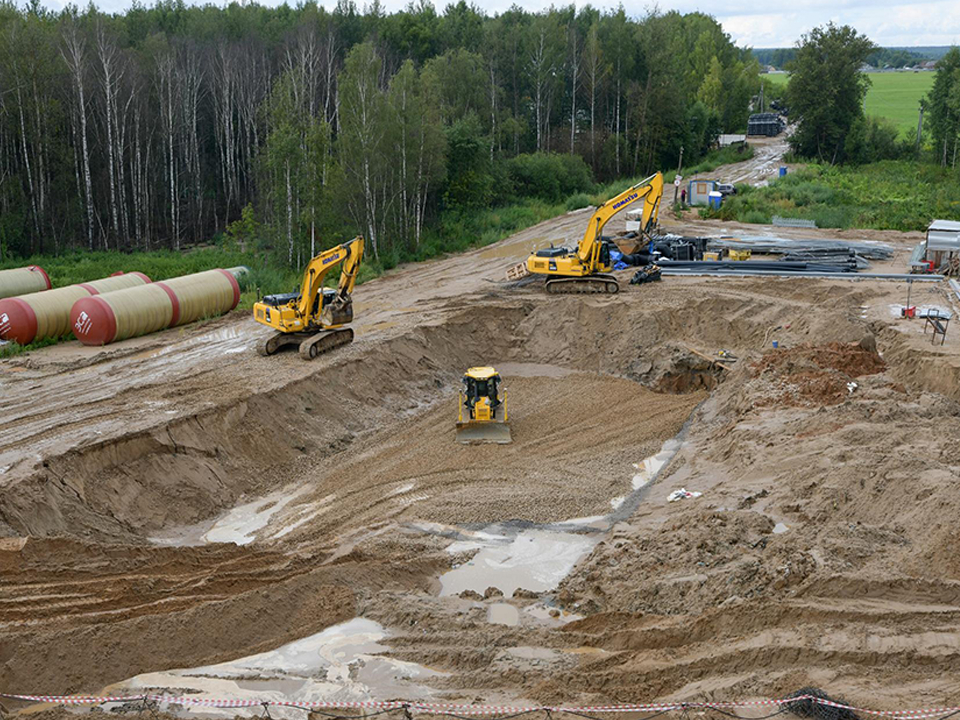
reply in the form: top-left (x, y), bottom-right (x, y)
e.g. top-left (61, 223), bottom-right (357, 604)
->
top-left (36, 0), bottom-right (960, 49)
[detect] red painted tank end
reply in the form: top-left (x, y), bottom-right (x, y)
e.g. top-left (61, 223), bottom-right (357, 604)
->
top-left (31, 266), bottom-right (52, 290)
top-left (155, 282), bottom-right (181, 327)
top-left (217, 269), bottom-right (242, 310)
top-left (77, 283), bottom-right (100, 296)
top-left (0, 297), bottom-right (39, 345)
top-left (71, 296), bottom-right (118, 346)
top-left (110, 271), bottom-right (125, 277)
top-left (129, 271), bottom-right (152, 284)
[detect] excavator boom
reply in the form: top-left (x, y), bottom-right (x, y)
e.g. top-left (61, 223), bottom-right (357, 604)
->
top-left (254, 236), bottom-right (365, 360)
top-left (576, 172), bottom-right (663, 264)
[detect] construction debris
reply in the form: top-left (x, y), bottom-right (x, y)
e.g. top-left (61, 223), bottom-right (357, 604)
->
top-left (629, 264), bottom-right (662, 285)
top-left (668, 488), bottom-right (702, 502)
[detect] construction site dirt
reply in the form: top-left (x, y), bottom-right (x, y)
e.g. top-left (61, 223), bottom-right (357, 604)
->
top-left (3, 169), bottom-right (960, 718)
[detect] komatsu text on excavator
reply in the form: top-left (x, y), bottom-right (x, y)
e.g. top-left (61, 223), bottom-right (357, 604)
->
top-left (254, 236), bottom-right (364, 360)
top-left (512, 172), bottom-right (663, 294)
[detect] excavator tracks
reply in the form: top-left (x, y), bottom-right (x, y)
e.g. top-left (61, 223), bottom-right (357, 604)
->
top-left (545, 275), bottom-right (620, 294)
top-left (299, 328), bottom-right (354, 360)
top-left (258, 328), bottom-right (354, 360)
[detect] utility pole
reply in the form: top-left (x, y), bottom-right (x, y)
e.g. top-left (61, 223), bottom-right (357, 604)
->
top-left (916, 102), bottom-right (924, 157)
top-left (673, 145), bottom-right (684, 205)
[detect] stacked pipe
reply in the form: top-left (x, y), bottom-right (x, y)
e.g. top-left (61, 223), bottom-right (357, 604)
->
top-left (708, 236), bottom-right (895, 261)
top-left (0, 266), bottom-right (52, 299)
top-left (660, 259), bottom-right (859, 274)
top-left (0, 273), bottom-right (151, 345)
top-left (71, 269), bottom-right (240, 346)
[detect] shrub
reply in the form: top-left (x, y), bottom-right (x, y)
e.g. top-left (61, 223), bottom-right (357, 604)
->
top-left (742, 209), bottom-right (771, 224)
top-left (566, 192), bottom-right (592, 210)
top-left (506, 152), bottom-right (595, 202)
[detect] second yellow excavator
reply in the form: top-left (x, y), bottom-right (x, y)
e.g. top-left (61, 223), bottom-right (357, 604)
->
top-left (511, 172), bottom-right (663, 294)
top-left (254, 236), bottom-right (364, 360)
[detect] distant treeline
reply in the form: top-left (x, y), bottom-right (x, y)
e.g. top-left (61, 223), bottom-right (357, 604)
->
top-left (0, 1), bottom-right (760, 265)
top-left (752, 46), bottom-right (947, 70)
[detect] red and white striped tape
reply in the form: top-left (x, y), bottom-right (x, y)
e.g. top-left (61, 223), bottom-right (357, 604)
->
top-left (1, 693), bottom-right (958, 719)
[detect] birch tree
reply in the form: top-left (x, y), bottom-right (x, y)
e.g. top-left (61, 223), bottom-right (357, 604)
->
top-left (61, 19), bottom-right (95, 249)
top-left (338, 42), bottom-right (386, 260)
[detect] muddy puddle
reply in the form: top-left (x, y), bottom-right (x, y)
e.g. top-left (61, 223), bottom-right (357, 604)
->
top-left (150, 486), bottom-right (333, 547)
top-left (108, 618), bottom-right (441, 718)
top-left (440, 525), bottom-right (601, 598)
top-left (437, 433), bottom-right (687, 600)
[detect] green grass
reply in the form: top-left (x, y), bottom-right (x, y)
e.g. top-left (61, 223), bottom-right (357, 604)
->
top-left (707, 159), bottom-right (960, 231)
top-left (762, 71), bottom-right (934, 135)
top-left (863, 72), bottom-right (933, 134)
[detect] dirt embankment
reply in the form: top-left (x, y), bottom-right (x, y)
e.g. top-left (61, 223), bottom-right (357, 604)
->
top-left (3, 207), bottom-right (960, 713)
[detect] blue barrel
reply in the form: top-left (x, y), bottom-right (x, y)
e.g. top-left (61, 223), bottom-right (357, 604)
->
top-left (779, 166), bottom-right (788, 177)
top-left (708, 191), bottom-right (723, 210)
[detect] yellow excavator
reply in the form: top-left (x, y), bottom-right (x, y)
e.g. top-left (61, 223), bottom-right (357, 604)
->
top-left (513, 172), bottom-right (663, 294)
top-left (254, 236), bottom-right (364, 360)
top-left (456, 367), bottom-right (512, 444)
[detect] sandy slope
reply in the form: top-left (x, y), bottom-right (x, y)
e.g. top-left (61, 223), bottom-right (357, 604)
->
top-left (3, 141), bottom-right (960, 714)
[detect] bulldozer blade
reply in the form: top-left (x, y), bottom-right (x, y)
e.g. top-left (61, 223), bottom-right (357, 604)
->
top-left (456, 422), bottom-right (513, 445)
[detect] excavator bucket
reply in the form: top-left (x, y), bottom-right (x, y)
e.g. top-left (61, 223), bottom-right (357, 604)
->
top-left (456, 420), bottom-right (513, 445)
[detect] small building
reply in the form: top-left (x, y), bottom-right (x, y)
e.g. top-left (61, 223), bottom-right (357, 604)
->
top-left (924, 220), bottom-right (960, 267)
top-left (718, 133), bottom-right (747, 148)
top-left (687, 179), bottom-right (719, 206)
top-left (747, 112), bottom-right (785, 137)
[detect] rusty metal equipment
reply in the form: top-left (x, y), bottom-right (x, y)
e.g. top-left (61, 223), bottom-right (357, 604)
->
top-left (0, 273), bottom-right (151, 345)
top-left (71, 269), bottom-right (240, 346)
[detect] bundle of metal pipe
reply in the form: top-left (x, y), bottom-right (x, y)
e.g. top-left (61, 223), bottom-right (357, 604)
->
top-left (0, 266), bottom-right (51, 300)
top-left (71, 269), bottom-right (240, 346)
top-left (0, 273), bottom-right (151, 345)
top-left (659, 260), bottom-right (858, 273)
top-left (708, 236), bottom-right (894, 260)
top-left (661, 268), bottom-right (944, 281)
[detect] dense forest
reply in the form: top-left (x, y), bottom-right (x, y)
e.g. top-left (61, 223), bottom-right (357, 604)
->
top-left (0, 0), bottom-right (759, 265)
top-left (752, 46), bottom-right (935, 70)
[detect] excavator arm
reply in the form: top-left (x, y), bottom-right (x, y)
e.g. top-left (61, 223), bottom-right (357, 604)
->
top-left (296, 236), bottom-right (365, 328)
top-left (576, 172), bottom-right (663, 268)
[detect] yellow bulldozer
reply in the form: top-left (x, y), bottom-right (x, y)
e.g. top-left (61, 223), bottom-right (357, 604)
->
top-left (456, 367), bottom-right (512, 444)
top-left (254, 236), bottom-right (364, 360)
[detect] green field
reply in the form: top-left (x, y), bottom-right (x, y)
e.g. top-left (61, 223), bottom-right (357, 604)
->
top-left (762, 71), bottom-right (934, 135)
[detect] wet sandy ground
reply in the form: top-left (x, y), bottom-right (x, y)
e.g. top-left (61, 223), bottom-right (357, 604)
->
top-left (3, 139), bottom-right (960, 715)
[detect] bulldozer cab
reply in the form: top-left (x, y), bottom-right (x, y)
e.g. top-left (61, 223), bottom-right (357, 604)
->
top-left (462, 371), bottom-right (501, 413)
top-left (456, 367), bottom-right (511, 444)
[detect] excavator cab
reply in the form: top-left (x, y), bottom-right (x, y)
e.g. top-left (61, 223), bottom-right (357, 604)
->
top-left (456, 367), bottom-right (512, 444)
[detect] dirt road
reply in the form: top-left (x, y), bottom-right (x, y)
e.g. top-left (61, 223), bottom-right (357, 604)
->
top-left (3, 147), bottom-right (960, 716)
